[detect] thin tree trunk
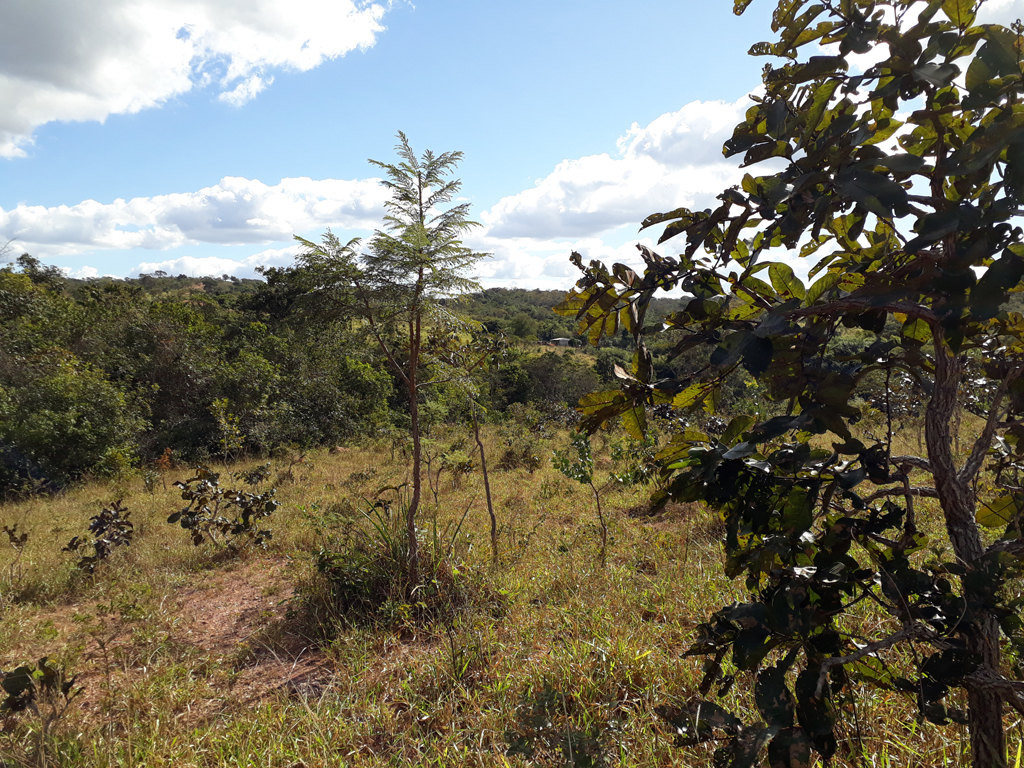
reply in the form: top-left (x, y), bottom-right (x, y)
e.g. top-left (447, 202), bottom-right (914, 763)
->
top-left (927, 350), bottom-right (1006, 767)
top-left (590, 481), bottom-right (607, 568)
top-left (407, 315), bottom-right (421, 585)
top-left (472, 408), bottom-right (498, 565)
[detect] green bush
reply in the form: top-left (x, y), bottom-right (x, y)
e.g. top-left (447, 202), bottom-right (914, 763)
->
top-left (313, 490), bottom-right (501, 630)
top-left (0, 352), bottom-right (145, 492)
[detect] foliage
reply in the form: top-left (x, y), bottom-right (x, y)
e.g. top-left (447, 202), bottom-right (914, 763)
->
top-left (169, 467), bottom-right (277, 549)
top-left (0, 351), bottom-right (145, 491)
top-left (62, 500), bottom-right (134, 574)
top-left (553, 432), bottom-right (609, 567)
top-left (313, 488), bottom-right (499, 629)
top-left (505, 682), bottom-right (607, 768)
top-left (1, 658), bottom-right (80, 716)
top-left (609, 431), bottom-right (660, 487)
top-left (1, 657), bottom-right (83, 767)
top-left (555, 0), bottom-right (1024, 764)
top-left (295, 132), bottom-right (486, 580)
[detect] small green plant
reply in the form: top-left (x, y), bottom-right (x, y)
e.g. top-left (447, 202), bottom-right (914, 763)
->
top-left (553, 431), bottom-right (608, 567)
top-left (313, 487), bottom-right (498, 629)
top-left (169, 467), bottom-right (277, 548)
top-left (210, 397), bottom-right (245, 462)
top-left (234, 462), bottom-right (271, 488)
top-left (496, 423), bottom-right (543, 472)
top-left (62, 500), bottom-right (134, 574)
top-left (1, 523), bottom-right (29, 607)
top-left (505, 682), bottom-right (607, 768)
top-left (141, 468), bottom-right (160, 494)
top-left (609, 431), bottom-right (659, 487)
top-left (1, 657), bottom-right (83, 768)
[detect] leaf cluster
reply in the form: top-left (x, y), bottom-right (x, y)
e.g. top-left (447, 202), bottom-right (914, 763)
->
top-left (62, 500), bottom-right (134, 574)
top-left (169, 467), bottom-right (277, 548)
top-left (553, 0), bottom-right (1024, 764)
top-left (1, 657), bottom-right (81, 716)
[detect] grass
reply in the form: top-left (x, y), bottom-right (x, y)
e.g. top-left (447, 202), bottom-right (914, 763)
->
top-left (0, 421), bottom-right (1010, 767)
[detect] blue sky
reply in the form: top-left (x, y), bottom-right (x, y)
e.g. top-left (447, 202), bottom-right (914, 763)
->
top-left (2, 0), bottom-right (1020, 288)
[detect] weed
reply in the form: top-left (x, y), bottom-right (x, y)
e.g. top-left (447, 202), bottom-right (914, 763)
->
top-left (505, 681), bottom-right (607, 768)
top-left (0, 524), bottom-right (29, 607)
top-left (0, 657), bottom-right (83, 768)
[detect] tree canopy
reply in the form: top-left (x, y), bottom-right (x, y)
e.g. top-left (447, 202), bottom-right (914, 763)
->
top-left (556, 0), bottom-right (1024, 765)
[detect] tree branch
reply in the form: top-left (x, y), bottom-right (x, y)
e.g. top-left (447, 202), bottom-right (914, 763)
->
top-left (959, 368), bottom-right (1023, 485)
top-left (892, 455), bottom-right (931, 473)
top-left (792, 299), bottom-right (941, 329)
top-left (354, 277), bottom-right (410, 387)
top-left (862, 486), bottom-right (939, 504)
top-left (985, 538), bottom-right (1024, 557)
top-left (816, 624), bottom-right (936, 698)
top-left (968, 667), bottom-right (1024, 718)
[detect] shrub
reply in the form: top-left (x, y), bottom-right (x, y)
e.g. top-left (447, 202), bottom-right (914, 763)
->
top-left (169, 467), bottom-right (277, 549)
top-left (62, 500), bottom-right (134, 574)
top-left (0, 351), bottom-right (145, 492)
top-left (313, 489), bottom-right (501, 630)
top-left (1, 658), bottom-right (83, 766)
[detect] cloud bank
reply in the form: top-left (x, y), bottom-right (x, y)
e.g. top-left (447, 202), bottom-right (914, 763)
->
top-left (6, 92), bottom-right (759, 287)
top-left (482, 96), bottom-right (750, 240)
top-left (1, 176), bottom-right (389, 257)
top-left (0, 0), bottom-right (387, 156)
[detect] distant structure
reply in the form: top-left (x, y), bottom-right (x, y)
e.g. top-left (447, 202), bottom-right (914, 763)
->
top-left (550, 338), bottom-right (573, 347)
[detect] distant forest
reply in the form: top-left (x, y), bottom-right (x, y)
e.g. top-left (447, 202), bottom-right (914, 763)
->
top-left (0, 254), bottom-right (708, 495)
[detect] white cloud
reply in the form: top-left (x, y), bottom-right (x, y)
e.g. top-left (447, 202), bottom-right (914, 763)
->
top-left (977, 0), bottom-right (1024, 24)
top-left (131, 244), bottom-right (300, 278)
top-left (12, 93), bottom-right (759, 289)
top-left (0, 0), bottom-right (387, 157)
top-left (0, 176), bottom-right (388, 257)
top-left (62, 265), bottom-right (100, 279)
top-left (218, 74), bottom-right (274, 107)
top-left (481, 95), bottom-right (752, 240)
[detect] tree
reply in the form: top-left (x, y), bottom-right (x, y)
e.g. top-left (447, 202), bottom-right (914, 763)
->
top-left (296, 132), bottom-right (484, 579)
top-left (556, 1), bottom-right (1024, 765)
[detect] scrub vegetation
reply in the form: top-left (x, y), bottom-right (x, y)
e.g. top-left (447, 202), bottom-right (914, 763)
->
top-left (6, 0), bottom-right (1024, 766)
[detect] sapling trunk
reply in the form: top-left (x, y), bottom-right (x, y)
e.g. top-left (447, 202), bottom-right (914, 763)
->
top-left (472, 408), bottom-right (498, 565)
top-left (589, 481), bottom-right (607, 568)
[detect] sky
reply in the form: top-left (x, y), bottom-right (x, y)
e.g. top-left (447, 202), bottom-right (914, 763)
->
top-left (2, 0), bottom-right (1023, 290)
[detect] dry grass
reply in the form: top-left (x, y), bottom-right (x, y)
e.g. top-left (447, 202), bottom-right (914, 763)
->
top-left (0, 422), bottom-right (1015, 767)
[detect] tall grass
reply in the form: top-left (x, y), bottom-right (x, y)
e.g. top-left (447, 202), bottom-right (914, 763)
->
top-left (0, 423), bottom-right (999, 766)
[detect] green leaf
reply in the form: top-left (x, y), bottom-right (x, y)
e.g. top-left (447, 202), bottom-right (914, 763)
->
top-left (846, 655), bottom-right (896, 689)
top-left (782, 487), bottom-right (813, 531)
top-left (966, 27), bottom-right (1018, 97)
top-left (977, 493), bottom-right (1024, 528)
top-left (901, 317), bottom-right (931, 346)
top-left (876, 153), bottom-right (926, 174)
top-left (769, 263), bottom-right (806, 300)
top-left (806, 272), bottom-right (840, 305)
top-left (942, 0), bottom-right (976, 26)
top-left (756, 663), bottom-right (796, 728)
top-left (972, 249), bottom-right (1024, 320)
top-left (673, 382), bottom-right (713, 408)
top-left (620, 405), bottom-right (647, 440)
top-left (836, 170), bottom-right (909, 218)
top-left (947, 110), bottom-right (1024, 176)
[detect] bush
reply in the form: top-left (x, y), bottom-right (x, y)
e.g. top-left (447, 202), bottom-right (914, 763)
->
top-left (62, 500), bottom-right (134, 574)
top-left (313, 489), bottom-right (501, 630)
top-left (0, 352), bottom-right (145, 492)
top-left (168, 467), bottom-right (277, 549)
